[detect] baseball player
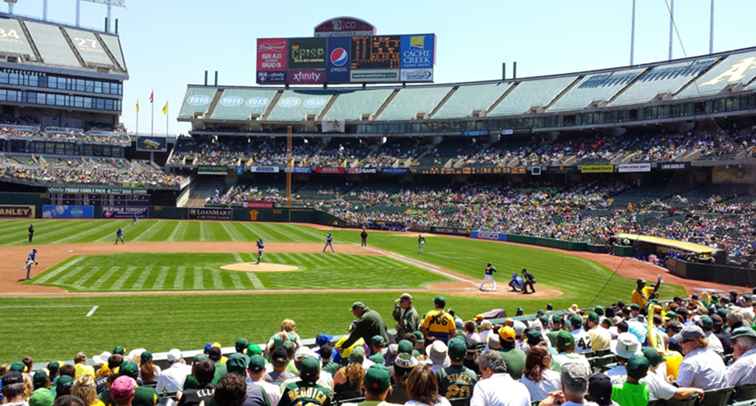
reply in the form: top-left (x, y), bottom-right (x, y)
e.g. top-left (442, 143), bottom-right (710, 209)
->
top-left (323, 232), bottom-right (335, 253)
top-left (508, 273), bottom-right (524, 292)
top-left (479, 263), bottom-right (497, 292)
top-left (256, 238), bottom-right (265, 264)
top-left (417, 234), bottom-right (426, 254)
top-left (521, 268), bottom-right (536, 294)
top-left (114, 227), bottom-right (125, 245)
top-left (27, 224), bottom-right (34, 243)
top-left (24, 248), bottom-right (39, 280)
top-left (360, 227), bottom-right (368, 247)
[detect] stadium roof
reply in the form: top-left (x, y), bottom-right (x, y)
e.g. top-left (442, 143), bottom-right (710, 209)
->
top-left (0, 14), bottom-right (128, 80)
top-left (616, 233), bottom-right (720, 255)
top-left (180, 46), bottom-right (756, 124)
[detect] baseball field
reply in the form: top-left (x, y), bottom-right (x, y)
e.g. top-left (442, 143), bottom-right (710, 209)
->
top-left (0, 219), bottom-right (688, 361)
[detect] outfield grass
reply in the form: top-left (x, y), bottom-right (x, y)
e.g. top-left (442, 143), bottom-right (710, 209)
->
top-left (30, 253), bottom-right (448, 291)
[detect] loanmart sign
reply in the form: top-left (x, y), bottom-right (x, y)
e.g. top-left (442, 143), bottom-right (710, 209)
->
top-left (617, 163), bottom-right (652, 173)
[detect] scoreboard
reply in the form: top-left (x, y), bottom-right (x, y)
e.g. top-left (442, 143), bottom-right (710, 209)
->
top-left (256, 33), bottom-right (435, 85)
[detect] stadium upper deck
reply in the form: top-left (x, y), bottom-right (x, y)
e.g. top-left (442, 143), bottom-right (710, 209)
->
top-left (180, 46), bottom-right (756, 135)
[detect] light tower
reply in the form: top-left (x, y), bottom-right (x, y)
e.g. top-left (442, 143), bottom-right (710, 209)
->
top-left (78, 0), bottom-right (126, 32)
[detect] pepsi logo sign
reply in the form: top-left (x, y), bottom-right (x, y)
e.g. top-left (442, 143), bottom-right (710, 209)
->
top-left (330, 48), bottom-right (348, 67)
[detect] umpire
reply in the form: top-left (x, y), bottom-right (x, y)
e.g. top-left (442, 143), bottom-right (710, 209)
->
top-left (340, 302), bottom-right (389, 353)
top-left (522, 268), bottom-right (536, 294)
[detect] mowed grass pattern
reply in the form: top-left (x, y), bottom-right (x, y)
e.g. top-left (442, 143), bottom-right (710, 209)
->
top-left (0, 220), bottom-right (323, 245)
top-left (31, 253), bottom-right (448, 291)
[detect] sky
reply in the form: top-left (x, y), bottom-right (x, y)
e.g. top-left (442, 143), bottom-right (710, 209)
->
top-left (7, 0), bottom-right (756, 134)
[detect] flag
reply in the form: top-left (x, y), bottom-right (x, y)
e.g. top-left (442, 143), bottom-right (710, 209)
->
top-left (161, 101), bottom-right (169, 115)
top-left (149, 90), bottom-right (154, 104)
top-left (135, 99), bottom-right (140, 113)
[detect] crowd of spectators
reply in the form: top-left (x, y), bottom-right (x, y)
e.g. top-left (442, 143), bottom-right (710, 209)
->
top-left (0, 124), bottom-right (131, 147)
top-left (0, 154), bottom-right (186, 189)
top-left (167, 129), bottom-right (755, 170)
top-left (2, 289), bottom-right (754, 406)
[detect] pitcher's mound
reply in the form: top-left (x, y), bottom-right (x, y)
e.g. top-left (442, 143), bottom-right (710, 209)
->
top-left (221, 263), bottom-right (299, 273)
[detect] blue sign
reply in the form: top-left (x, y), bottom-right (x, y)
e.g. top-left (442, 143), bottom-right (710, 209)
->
top-left (400, 34), bottom-right (435, 69)
top-left (381, 167), bottom-right (409, 175)
top-left (326, 36), bottom-right (351, 83)
top-left (250, 166), bottom-right (280, 173)
top-left (470, 230), bottom-right (508, 241)
top-left (42, 205), bottom-right (94, 219)
top-left (285, 167), bottom-right (312, 174)
top-left (463, 129), bottom-right (489, 137)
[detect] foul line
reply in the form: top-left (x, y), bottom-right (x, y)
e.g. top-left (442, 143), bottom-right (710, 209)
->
top-left (361, 245), bottom-right (474, 285)
top-left (85, 305), bottom-right (98, 317)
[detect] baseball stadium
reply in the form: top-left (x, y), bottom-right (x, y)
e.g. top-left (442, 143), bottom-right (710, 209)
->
top-left (0, 2), bottom-right (754, 406)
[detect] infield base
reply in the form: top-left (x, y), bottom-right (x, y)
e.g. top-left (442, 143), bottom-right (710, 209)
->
top-left (221, 262), bottom-right (299, 273)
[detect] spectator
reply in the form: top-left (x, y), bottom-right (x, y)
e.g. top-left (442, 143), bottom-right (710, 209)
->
top-left (393, 294), bottom-right (420, 339)
top-left (403, 366), bottom-right (450, 406)
top-left (278, 357), bottom-right (332, 406)
top-left (213, 374), bottom-right (246, 406)
top-left (358, 365), bottom-right (399, 406)
top-left (341, 302), bottom-right (389, 351)
top-left (56, 376), bottom-right (74, 399)
top-left (333, 349), bottom-right (366, 401)
top-left (264, 347), bottom-right (295, 386)
top-left (2, 371), bottom-right (26, 406)
top-left (726, 326), bottom-right (756, 386)
top-left (244, 355), bottom-right (281, 406)
top-left (53, 396), bottom-right (86, 406)
top-left (156, 349), bottom-right (191, 394)
top-left (71, 376), bottom-right (102, 406)
top-left (137, 352), bottom-right (160, 386)
top-left (497, 327), bottom-right (526, 380)
top-left (586, 374), bottom-right (616, 406)
top-left (29, 386), bottom-right (55, 406)
top-left (605, 333), bottom-right (641, 385)
top-left (552, 331), bottom-right (591, 374)
top-left (420, 297), bottom-right (456, 344)
top-left (519, 346), bottom-right (560, 402)
top-left (544, 362), bottom-right (592, 406)
top-left (110, 377), bottom-right (135, 406)
top-left (425, 341), bottom-right (450, 374)
top-left (675, 325), bottom-right (728, 390)
top-left (438, 338), bottom-right (477, 402)
top-left (610, 356), bottom-right (649, 406)
top-left (32, 372), bottom-right (50, 392)
top-left (639, 347), bottom-right (702, 402)
top-left (469, 351), bottom-right (530, 406)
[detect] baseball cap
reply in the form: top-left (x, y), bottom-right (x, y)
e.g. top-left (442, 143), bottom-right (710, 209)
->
top-left (626, 355), bottom-right (650, 379)
top-left (29, 388), bottom-right (54, 406)
top-left (556, 331), bottom-right (575, 352)
top-left (247, 343), bottom-right (263, 356)
top-left (166, 349), bottom-right (182, 363)
top-left (235, 337), bottom-right (249, 353)
top-left (561, 362), bottom-right (591, 393)
top-left (629, 304), bottom-right (640, 311)
top-left (112, 345), bottom-right (126, 355)
top-left (448, 339), bottom-right (466, 361)
top-left (413, 331), bottom-right (425, 343)
top-left (364, 365), bottom-right (391, 393)
top-left (349, 347), bottom-right (366, 364)
top-left (400, 293), bottom-right (413, 301)
top-left (371, 335), bottom-right (387, 347)
top-left (369, 353), bottom-right (385, 365)
top-left (247, 355), bottom-right (266, 373)
top-left (315, 334), bottom-right (333, 347)
top-left (299, 356), bottom-right (320, 381)
top-left (433, 296), bottom-right (446, 307)
top-left (613, 333), bottom-right (641, 359)
top-left (32, 370), bottom-right (49, 388)
top-left (696, 315), bottom-right (714, 330)
top-left (552, 314), bottom-right (563, 324)
top-left (569, 314), bottom-right (583, 329)
top-left (498, 326), bottom-right (516, 342)
top-left (111, 376), bottom-right (136, 400)
top-left (9, 362), bottom-right (25, 372)
top-left (226, 353), bottom-right (248, 376)
top-left (587, 312), bottom-right (600, 323)
top-left (587, 374), bottom-right (612, 405)
top-left (55, 375), bottom-right (74, 395)
top-left (594, 305), bottom-right (605, 316)
top-left (730, 326), bottom-right (756, 340)
top-left (525, 328), bottom-right (543, 345)
top-left (397, 340), bottom-right (413, 354)
top-left (46, 361), bottom-right (60, 372)
top-left (673, 325), bottom-right (706, 343)
top-left (641, 347), bottom-right (664, 367)
top-left (140, 351), bottom-right (153, 363)
top-left (118, 361), bottom-right (139, 379)
top-left (2, 371), bottom-right (23, 385)
top-left (351, 301), bottom-right (367, 311)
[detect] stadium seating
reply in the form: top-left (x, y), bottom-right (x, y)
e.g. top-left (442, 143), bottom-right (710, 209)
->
top-left (431, 82), bottom-right (511, 119)
top-left (322, 88), bottom-right (393, 121)
top-left (377, 85), bottom-right (453, 121)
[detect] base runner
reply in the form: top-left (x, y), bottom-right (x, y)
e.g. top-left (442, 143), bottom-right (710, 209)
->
top-left (24, 248), bottom-right (39, 280)
top-left (256, 238), bottom-right (265, 264)
top-left (479, 263), bottom-right (497, 291)
top-left (323, 232), bottom-right (335, 253)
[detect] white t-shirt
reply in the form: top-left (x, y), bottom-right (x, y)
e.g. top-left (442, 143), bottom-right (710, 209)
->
top-left (469, 373), bottom-right (531, 406)
top-left (404, 397), bottom-right (451, 406)
top-left (156, 362), bottom-right (192, 393)
top-left (571, 329), bottom-right (592, 354)
top-left (519, 369), bottom-right (561, 402)
top-left (677, 347), bottom-right (728, 390)
top-left (246, 378), bottom-right (282, 406)
top-left (641, 368), bottom-right (678, 401)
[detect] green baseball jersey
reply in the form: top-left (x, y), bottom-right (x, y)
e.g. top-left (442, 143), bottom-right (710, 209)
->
top-left (279, 380), bottom-right (333, 406)
top-left (439, 365), bottom-right (478, 399)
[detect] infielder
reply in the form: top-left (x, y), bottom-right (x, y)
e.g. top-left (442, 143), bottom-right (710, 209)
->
top-left (27, 224), bottom-right (34, 243)
top-left (418, 234), bottom-right (426, 254)
top-left (24, 248), bottom-right (39, 280)
top-left (256, 238), bottom-right (265, 264)
top-left (479, 263), bottom-right (497, 291)
top-left (114, 227), bottom-right (125, 245)
top-left (360, 227), bottom-right (368, 247)
top-left (323, 232), bottom-right (335, 253)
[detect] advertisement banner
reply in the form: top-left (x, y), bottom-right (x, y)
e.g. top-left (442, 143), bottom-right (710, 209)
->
top-left (326, 36), bottom-right (351, 83)
top-left (617, 163), bottom-right (652, 173)
top-left (660, 162), bottom-right (689, 170)
top-left (136, 136), bottom-right (167, 152)
top-left (284, 167), bottom-right (312, 174)
top-left (314, 167), bottom-right (346, 174)
top-left (0, 204), bottom-right (35, 218)
top-left (314, 17), bottom-right (376, 38)
top-left (471, 230), bottom-right (509, 241)
top-left (351, 35), bottom-right (400, 70)
top-left (197, 166), bottom-right (228, 175)
top-left (288, 37), bottom-right (326, 69)
top-left (289, 69), bottom-right (326, 85)
top-left (510, 167), bottom-right (528, 175)
top-left (400, 68), bottom-right (433, 82)
top-left (382, 167), bottom-right (409, 174)
top-left (579, 164), bottom-right (615, 174)
top-left (430, 226), bottom-right (469, 236)
top-left (256, 71), bottom-right (287, 84)
top-left (350, 69), bottom-right (400, 82)
top-left (359, 168), bottom-right (378, 174)
top-left (249, 166), bottom-right (280, 173)
top-left (400, 34), bottom-right (435, 69)
top-left (257, 38), bottom-right (288, 72)
top-left (102, 207), bottom-right (149, 219)
top-left (463, 129), bottom-right (489, 137)
top-left (188, 208), bottom-right (232, 220)
top-left (245, 201), bottom-right (274, 209)
top-left (42, 205), bottom-right (94, 219)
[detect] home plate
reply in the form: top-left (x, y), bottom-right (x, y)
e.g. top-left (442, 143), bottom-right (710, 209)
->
top-left (221, 262), bottom-right (299, 273)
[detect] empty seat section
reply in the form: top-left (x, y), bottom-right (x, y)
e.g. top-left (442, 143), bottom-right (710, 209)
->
top-left (210, 88), bottom-right (277, 121)
top-left (432, 82), bottom-right (511, 119)
top-left (489, 76), bottom-right (576, 116)
top-left (611, 57), bottom-right (718, 106)
top-left (266, 91), bottom-right (331, 121)
top-left (549, 68), bottom-right (644, 111)
top-left (178, 86), bottom-right (217, 120)
top-left (0, 18), bottom-right (36, 60)
top-left (322, 88), bottom-right (393, 121)
top-left (25, 21), bottom-right (81, 68)
top-left (99, 33), bottom-right (126, 70)
top-left (378, 86), bottom-right (452, 120)
top-left (64, 28), bottom-right (114, 68)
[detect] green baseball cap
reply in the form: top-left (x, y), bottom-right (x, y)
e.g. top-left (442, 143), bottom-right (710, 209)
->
top-left (140, 351), bottom-right (153, 362)
top-left (349, 347), bottom-right (366, 364)
top-left (594, 305), bottom-right (605, 315)
top-left (398, 339), bottom-right (413, 354)
top-left (247, 355), bottom-right (266, 373)
top-left (433, 296), bottom-right (446, 306)
top-left (46, 361), bottom-right (60, 372)
top-left (235, 338), bottom-right (249, 352)
top-left (247, 343), bottom-right (263, 356)
top-left (525, 328), bottom-right (543, 344)
top-left (371, 335), bottom-right (387, 347)
top-left (697, 315), bottom-right (713, 330)
top-left (112, 346), bottom-right (126, 355)
top-left (193, 354), bottom-right (209, 363)
top-left (556, 331), bottom-right (575, 352)
top-left (731, 326), bottom-right (756, 340)
top-left (9, 362), bottom-right (25, 372)
top-left (552, 315), bottom-right (563, 324)
top-left (587, 312), bottom-right (600, 323)
top-left (641, 347), bottom-right (664, 367)
top-left (351, 301), bottom-right (367, 311)
top-left (569, 314), bottom-right (583, 328)
top-left (299, 357), bottom-right (320, 381)
top-left (448, 338), bottom-right (466, 360)
top-left (665, 311), bottom-right (678, 320)
top-left (368, 353), bottom-right (385, 365)
top-left (29, 388), bottom-right (54, 406)
top-left (413, 331), bottom-right (425, 343)
top-left (226, 353), bottom-right (247, 376)
top-left (364, 365), bottom-right (391, 393)
top-left (32, 371), bottom-right (49, 388)
top-left (629, 304), bottom-right (640, 311)
top-left (626, 355), bottom-right (650, 379)
top-left (118, 361), bottom-right (139, 379)
top-left (56, 375), bottom-right (74, 394)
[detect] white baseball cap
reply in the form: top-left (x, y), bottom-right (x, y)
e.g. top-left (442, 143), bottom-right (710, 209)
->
top-left (166, 349), bottom-right (183, 362)
top-left (612, 332), bottom-right (641, 359)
